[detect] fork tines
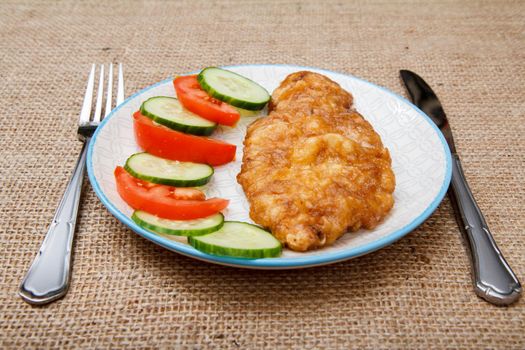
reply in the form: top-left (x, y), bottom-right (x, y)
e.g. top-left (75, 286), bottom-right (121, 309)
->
top-left (79, 63), bottom-right (124, 127)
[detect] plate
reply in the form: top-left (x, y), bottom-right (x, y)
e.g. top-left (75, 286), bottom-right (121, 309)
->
top-left (87, 64), bottom-right (452, 269)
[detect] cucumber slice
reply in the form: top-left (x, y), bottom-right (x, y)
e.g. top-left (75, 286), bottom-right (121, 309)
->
top-left (234, 106), bottom-right (262, 117)
top-left (132, 211), bottom-right (224, 236)
top-left (140, 96), bottom-right (217, 135)
top-left (198, 67), bottom-right (270, 111)
top-left (124, 152), bottom-right (213, 187)
top-left (188, 222), bottom-right (282, 259)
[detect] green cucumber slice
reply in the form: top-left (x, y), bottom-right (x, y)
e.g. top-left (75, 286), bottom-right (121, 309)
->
top-left (140, 96), bottom-right (217, 135)
top-left (234, 106), bottom-right (262, 117)
top-left (124, 152), bottom-right (213, 187)
top-left (188, 222), bottom-right (282, 259)
top-left (197, 67), bottom-right (270, 111)
top-left (132, 211), bottom-right (224, 236)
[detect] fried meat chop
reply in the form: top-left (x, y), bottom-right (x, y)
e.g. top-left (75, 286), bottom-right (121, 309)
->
top-left (237, 72), bottom-right (395, 252)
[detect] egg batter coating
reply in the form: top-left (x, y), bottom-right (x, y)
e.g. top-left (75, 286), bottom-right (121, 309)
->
top-left (237, 71), bottom-right (395, 251)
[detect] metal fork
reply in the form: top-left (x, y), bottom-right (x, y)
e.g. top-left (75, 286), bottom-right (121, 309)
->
top-left (19, 64), bottom-right (125, 305)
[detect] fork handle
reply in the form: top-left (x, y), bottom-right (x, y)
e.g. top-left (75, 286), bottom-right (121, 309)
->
top-left (449, 154), bottom-right (521, 305)
top-left (19, 139), bottom-right (89, 305)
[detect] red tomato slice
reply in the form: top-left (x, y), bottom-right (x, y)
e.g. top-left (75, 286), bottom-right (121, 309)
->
top-left (173, 75), bottom-right (240, 126)
top-left (114, 166), bottom-right (229, 220)
top-left (133, 111), bottom-right (236, 166)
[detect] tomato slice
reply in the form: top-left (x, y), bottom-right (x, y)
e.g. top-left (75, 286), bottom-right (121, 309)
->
top-left (173, 75), bottom-right (240, 126)
top-left (115, 166), bottom-right (229, 220)
top-left (133, 111), bottom-right (236, 166)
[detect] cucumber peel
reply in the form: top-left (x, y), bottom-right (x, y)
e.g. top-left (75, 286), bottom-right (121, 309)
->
top-left (197, 67), bottom-right (270, 111)
top-left (132, 211), bottom-right (224, 236)
top-left (188, 221), bottom-right (282, 259)
top-left (124, 152), bottom-right (214, 187)
top-left (140, 96), bottom-right (217, 136)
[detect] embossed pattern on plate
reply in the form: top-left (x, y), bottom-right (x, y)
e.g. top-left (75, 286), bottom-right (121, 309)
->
top-left (87, 65), bottom-right (452, 269)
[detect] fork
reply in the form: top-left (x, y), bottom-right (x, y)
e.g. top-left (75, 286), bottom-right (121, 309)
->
top-left (19, 64), bottom-right (125, 305)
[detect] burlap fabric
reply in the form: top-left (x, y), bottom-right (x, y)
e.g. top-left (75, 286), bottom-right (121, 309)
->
top-left (1, 0), bottom-right (523, 348)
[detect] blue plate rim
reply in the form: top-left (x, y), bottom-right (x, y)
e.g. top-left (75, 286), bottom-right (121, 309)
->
top-left (87, 64), bottom-right (453, 269)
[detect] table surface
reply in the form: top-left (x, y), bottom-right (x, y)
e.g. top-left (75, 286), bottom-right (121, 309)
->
top-left (1, 0), bottom-right (524, 349)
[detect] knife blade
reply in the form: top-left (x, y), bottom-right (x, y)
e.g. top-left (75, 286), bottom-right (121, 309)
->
top-left (400, 69), bottom-right (521, 305)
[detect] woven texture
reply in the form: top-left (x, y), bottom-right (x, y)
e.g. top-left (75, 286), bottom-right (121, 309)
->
top-left (1, 0), bottom-right (524, 348)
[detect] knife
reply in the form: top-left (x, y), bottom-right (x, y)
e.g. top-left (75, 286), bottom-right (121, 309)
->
top-left (400, 70), bottom-right (521, 306)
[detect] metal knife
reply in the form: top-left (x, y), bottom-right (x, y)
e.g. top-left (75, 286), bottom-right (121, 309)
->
top-left (400, 70), bottom-right (521, 306)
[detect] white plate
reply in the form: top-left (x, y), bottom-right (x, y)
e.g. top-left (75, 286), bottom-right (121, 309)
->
top-left (87, 64), bottom-right (452, 269)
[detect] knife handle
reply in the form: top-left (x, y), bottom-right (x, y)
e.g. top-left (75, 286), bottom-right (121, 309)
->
top-left (449, 154), bottom-right (521, 305)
